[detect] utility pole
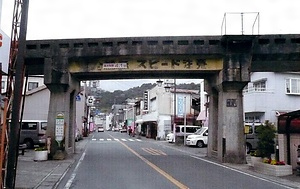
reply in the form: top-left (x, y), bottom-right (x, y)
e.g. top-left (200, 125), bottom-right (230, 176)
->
top-left (5, 0), bottom-right (29, 188)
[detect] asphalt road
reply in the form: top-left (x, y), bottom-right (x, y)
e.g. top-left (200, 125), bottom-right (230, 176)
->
top-left (56, 131), bottom-right (295, 189)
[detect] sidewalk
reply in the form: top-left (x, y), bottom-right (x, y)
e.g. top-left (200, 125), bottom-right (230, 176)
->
top-left (15, 137), bottom-right (89, 189)
top-left (15, 137), bottom-right (300, 189)
top-left (159, 141), bottom-right (300, 189)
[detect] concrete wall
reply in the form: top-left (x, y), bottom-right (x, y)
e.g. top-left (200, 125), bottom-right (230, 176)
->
top-left (75, 82), bottom-right (87, 136)
top-left (278, 134), bottom-right (300, 169)
top-left (22, 86), bottom-right (49, 120)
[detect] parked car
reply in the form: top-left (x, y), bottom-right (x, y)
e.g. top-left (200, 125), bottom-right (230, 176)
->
top-left (245, 123), bottom-right (262, 154)
top-left (186, 127), bottom-right (208, 148)
top-left (98, 126), bottom-right (105, 132)
top-left (13, 120), bottom-right (47, 148)
top-left (120, 128), bottom-right (127, 133)
top-left (166, 125), bottom-right (201, 143)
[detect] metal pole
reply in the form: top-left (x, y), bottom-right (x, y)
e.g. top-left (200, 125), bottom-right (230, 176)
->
top-left (241, 12), bottom-right (244, 35)
top-left (184, 97), bottom-right (187, 145)
top-left (6, 0), bottom-right (29, 188)
top-left (133, 105), bottom-right (135, 136)
top-left (173, 79), bottom-right (176, 143)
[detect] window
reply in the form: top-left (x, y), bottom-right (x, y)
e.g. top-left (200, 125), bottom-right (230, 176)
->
top-left (286, 78), bottom-right (300, 94)
top-left (21, 122), bottom-right (37, 130)
top-left (253, 80), bottom-right (266, 91)
top-left (28, 82), bottom-right (38, 91)
top-left (245, 116), bottom-right (261, 123)
top-left (41, 122), bottom-right (47, 130)
top-left (1, 81), bottom-right (5, 90)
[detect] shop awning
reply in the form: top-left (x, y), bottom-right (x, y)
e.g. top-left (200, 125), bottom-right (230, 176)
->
top-left (277, 109), bottom-right (300, 165)
top-left (196, 110), bottom-right (207, 121)
top-left (278, 110), bottom-right (300, 134)
top-left (135, 119), bottom-right (144, 124)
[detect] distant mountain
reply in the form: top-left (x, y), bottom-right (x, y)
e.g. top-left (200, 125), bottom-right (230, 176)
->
top-left (95, 83), bottom-right (200, 113)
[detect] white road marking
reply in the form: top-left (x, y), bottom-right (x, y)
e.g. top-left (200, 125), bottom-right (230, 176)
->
top-left (92, 138), bottom-right (142, 142)
top-left (189, 155), bottom-right (294, 189)
top-left (64, 150), bottom-right (86, 189)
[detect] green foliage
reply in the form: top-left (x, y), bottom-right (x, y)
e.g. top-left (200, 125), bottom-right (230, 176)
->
top-left (34, 146), bottom-right (47, 151)
top-left (256, 121), bottom-right (276, 159)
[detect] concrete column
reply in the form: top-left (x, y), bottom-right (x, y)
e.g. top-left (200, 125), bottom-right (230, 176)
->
top-left (46, 86), bottom-right (69, 159)
top-left (44, 56), bottom-right (80, 159)
top-left (217, 86), bottom-right (245, 163)
top-left (215, 35), bottom-right (254, 163)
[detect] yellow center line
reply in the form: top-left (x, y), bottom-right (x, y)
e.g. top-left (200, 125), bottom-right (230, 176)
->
top-left (142, 148), bottom-right (168, 156)
top-left (142, 148), bottom-right (161, 155)
top-left (118, 141), bottom-right (189, 189)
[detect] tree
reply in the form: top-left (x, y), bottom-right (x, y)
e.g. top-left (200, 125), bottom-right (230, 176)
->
top-left (256, 121), bottom-right (276, 159)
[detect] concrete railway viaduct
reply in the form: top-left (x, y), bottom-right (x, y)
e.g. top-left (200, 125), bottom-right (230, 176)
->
top-left (24, 34), bottom-right (300, 163)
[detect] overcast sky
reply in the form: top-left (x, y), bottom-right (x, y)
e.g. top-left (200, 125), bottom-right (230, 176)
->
top-left (2, 0), bottom-right (300, 39)
top-left (1, 0), bottom-right (300, 91)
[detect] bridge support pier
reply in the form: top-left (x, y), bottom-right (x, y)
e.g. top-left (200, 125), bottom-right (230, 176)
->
top-left (207, 79), bottom-right (247, 164)
top-left (207, 35), bottom-right (254, 164)
top-left (44, 57), bottom-right (80, 159)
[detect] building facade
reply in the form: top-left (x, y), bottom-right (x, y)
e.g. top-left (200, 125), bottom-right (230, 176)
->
top-left (135, 83), bottom-right (200, 140)
top-left (243, 72), bottom-right (300, 168)
top-left (243, 72), bottom-right (300, 124)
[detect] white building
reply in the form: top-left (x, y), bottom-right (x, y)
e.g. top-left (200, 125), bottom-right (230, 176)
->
top-left (243, 72), bottom-right (300, 168)
top-left (243, 72), bottom-right (300, 124)
top-left (136, 81), bottom-right (200, 140)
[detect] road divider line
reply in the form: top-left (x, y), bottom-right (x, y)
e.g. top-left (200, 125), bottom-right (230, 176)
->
top-left (118, 141), bottom-right (189, 189)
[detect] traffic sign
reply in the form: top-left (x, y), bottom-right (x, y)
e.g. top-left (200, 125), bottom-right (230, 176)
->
top-left (87, 96), bottom-right (94, 106)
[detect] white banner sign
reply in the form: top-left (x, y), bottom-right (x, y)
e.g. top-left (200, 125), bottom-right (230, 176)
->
top-left (103, 63), bottom-right (127, 70)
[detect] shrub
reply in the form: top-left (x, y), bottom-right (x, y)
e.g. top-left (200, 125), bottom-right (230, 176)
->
top-left (256, 121), bottom-right (276, 159)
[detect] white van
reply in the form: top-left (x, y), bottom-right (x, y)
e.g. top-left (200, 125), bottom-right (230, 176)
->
top-left (18, 120), bottom-right (47, 148)
top-left (166, 125), bottom-right (201, 143)
top-left (186, 126), bottom-right (208, 148)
